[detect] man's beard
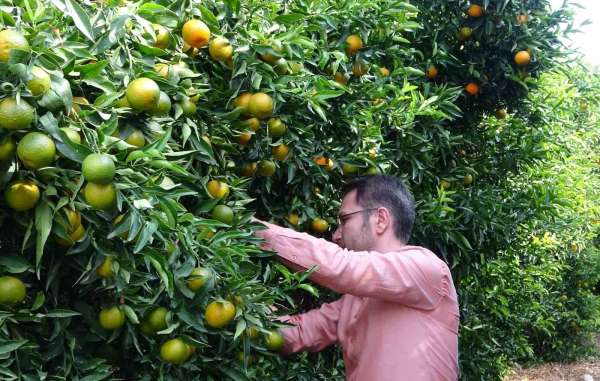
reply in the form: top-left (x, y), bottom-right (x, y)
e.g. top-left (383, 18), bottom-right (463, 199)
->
top-left (344, 222), bottom-right (375, 251)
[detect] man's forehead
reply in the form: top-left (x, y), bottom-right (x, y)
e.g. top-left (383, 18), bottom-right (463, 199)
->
top-left (339, 190), bottom-right (358, 211)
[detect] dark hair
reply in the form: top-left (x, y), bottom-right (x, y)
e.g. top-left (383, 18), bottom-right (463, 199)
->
top-left (342, 175), bottom-right (415, 243)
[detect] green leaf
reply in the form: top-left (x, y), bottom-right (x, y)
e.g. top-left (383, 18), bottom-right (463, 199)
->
top-left (138, 3), bottom-right (178, 28)
top-left (76, 60), bottom-right (108, 79)
top-left (234, 319), bottom-right (246, 340)
top-left (275, 13), bottom-right (305, 25)
top-left (220, 367), bottom-right (250, 381)
top-left (45, 309), bottom-right (82, 318)
top-left (0, 255), bottom-right (31, 273)
top-left (298, 283), bottom-right (319, 297)
top-left (134, 220), bottom-right (159, 253)
top-left (38, 112), bottom-right (92, 162)
top-left (64, 0), bottom-right (95, 41)
top-left (34, 200), bottom-right (52, 269)
top-left (147, 254), bottom-right (173, 294)
top-left (121, 305), bottom-right (139, 324)
top-left (31, 291), bottom-right (45, 311)
top-left (198, 6), bottom-right (219, 31)
top-left (38, 74), bottom-right (73, 113)
top-left (0, 340), bottom-right (28, 355)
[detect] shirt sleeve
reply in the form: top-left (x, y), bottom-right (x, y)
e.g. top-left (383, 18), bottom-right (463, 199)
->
top-left (256, 221), bottom-right (451, 310)
top-left (277, 298), bottom-right (343, 355)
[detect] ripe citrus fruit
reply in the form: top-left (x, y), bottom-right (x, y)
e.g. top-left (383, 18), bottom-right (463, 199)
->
top-left (160, 338), bottom-right (190, 364)
top-left (286, 213), bottom-right (299, 226)
top-left (150, 91), bottom-right (172, 116)
top-left (464, 82), bottom-right (480, 96)
top-left (84, 183), bottom-right (116, 211)
top-left (204, 300), bottom-right (236, 328)
top-left (517, 14), bottom-right (529, 24)
top-left (467, 4), bottom-right (483, 18)
top-left (125, 128), bottom-right (145, 149)
top-left (245, 326), bottom-right (260, 339)
top-left (234, 92), bottom-right (252, 116)
top-left (209, 37), bottom-right (233, 61)
top-left (147, 307), bottom-right (168, 331)
top-left (314, 156), bottom-right (327, 166)
top-left (248, 92), bottom-right (273, 119)
top-left (342, 162), bottom-right (359, 176)
top-left (126, 78), bottom-right (160, 112)
top-left (514, 50), bottom-right (531, 66)
top-left (272, 144), bottom-right (289, 160)
top-left (238, 131), bottom-right (253, 146)
top-left (333, 72), bottom-right (349, 85)
top-left (241, 117), bottom-right (260, 131)
top-left (0, 275), bottom-right (26, 305)
top-left (187, 267), bottom-right (211, 291)
top-left (495, 108), bottom-right (507, 119)
top-left (0, 97), bottom-right (34, 130)
top-left (180, 97), bottom-right (197, 116)
top-left (257, 160), bottom-right (276, 177)
top-left (463, 174), bottom-right (474, 185)
top-left (4, 180), bottom-right (39, 211)
top-left (211, 204), bottom-right (234, 224)
top-left (345, 34), bottom-right (363, 55)
top-left (207, 180), bottom-right (229, 199)
top-left (152, 24), bottom-right (170, 49)
top-left (458, 27), bottom-right (473, 41)
top-left (289, 60), bottom-right (303, 74)
top-left (426, 65), bottom-right (438, 79)
top-left (56, 223), bottom-right (85, 246)
top-left (311, 218), bottom-right (329, 233)
top-left (267, 118), bottom-right (286, 138)
top-left (368, 148), bottom-right (378, 159)
top-left (82, 153), bottom-right (115, 185)
top-left (365, 166), bottom-right (381, 175)
top-left (154, 63), bottom-right (170, 78)
top-left (0, 135), bottom-right (16, 161)
top-left (182, 19), bottom-right (210, 48)
top-left (239, 162), bottom-right (256, 177)
top-left (378, 67), bottom-right (390, 77)
top-left (97, 257), bottom-right (113, 278)
top-left (27, 66), bottom-right (51, 96)
top-left (98, 306), bottom-right (125, 330)
top-left (259, 40), bottom-right (283, 64)
top-left (116, 96), bottom-right (130, 108)
top-left (264, 330), bottom-right (285, 351)
top-left (63, 208), bottom-right (82, 231)
top-left (0, 29), bottom-right (30, 62)
top-left (60, 127), bottom-right (82, 144)
top-left (352, 61), bottom-right (369, 77)
top-left (17, 132), bottom-right (55, 169)
top-left (59, 223), bottom-right (85, 246)
top-left (273, 58), bottom-right (290, 75)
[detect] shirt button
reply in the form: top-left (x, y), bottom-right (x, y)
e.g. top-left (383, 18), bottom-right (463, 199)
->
top-left (292, 255), bottom-right (297, 260)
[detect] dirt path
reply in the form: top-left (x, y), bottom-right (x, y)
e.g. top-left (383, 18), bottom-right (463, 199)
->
top-left (505, 361), bottom-right (600, 381)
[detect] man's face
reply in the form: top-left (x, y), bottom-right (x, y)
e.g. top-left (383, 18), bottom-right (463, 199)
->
top-left (332, 190), bottom-right (376, 251)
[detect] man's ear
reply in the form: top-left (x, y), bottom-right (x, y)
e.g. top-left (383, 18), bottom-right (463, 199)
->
top-left (375, 207), bottom-right (392, 235)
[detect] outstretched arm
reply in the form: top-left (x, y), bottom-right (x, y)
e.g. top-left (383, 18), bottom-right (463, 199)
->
top-left (277, 298), bottom-right (343, 355)
top-left (256, 220), bottom-right (452, 310)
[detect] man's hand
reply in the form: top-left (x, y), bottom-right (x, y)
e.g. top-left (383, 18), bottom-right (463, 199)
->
top-left (251, 216), bottom-right (273, 248)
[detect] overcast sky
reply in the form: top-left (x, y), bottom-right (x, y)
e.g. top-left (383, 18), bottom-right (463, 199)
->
top-left (551, 0), bottom-right (600, 68)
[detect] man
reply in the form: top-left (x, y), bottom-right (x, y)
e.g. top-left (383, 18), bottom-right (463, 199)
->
top-left (255, 175), bottom-right (459, 381)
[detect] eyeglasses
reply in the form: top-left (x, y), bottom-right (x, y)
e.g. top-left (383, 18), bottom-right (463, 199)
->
top-left (336, 208), bottom-right (379, 226)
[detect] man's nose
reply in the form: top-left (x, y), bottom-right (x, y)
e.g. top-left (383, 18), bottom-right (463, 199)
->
top-left (332, 226), bottom-right (341, 245)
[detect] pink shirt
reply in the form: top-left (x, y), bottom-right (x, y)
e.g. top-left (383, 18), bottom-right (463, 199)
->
top-left (258, 222), bottom-right (459, 381)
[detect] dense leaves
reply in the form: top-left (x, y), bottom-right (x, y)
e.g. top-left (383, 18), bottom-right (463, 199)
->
top-left (0, 0), bottom-right (598, 380)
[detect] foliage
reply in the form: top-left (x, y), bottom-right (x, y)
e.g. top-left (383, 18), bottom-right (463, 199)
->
top-left (0, 0), bottom-right (597, 380)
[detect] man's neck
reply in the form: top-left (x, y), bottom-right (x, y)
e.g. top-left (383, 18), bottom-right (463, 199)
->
top-left (370, 240), bottom-right (406, 254)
